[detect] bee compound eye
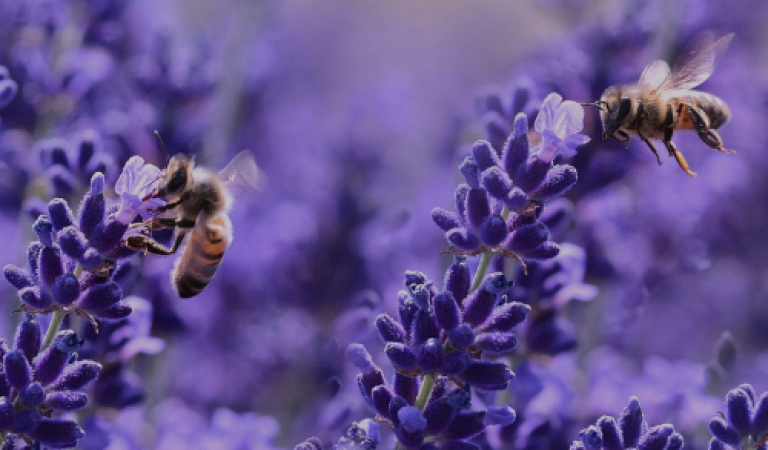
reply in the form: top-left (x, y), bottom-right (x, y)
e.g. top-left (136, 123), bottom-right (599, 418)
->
top-left (167, 170), bottom-right (187, 193)
top-left (616, 97), bottom-right (632, 123)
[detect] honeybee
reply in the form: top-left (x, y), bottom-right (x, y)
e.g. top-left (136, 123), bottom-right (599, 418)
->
top-left (583, 31), bottom-right (734, 177)
top-left (124, 150), bottom-right (261, 298)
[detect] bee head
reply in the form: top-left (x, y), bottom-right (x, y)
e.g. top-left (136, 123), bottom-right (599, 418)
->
top-left (151, 154), bottom-right (194, 200)
top-left (596, 87), bottom-right (632, 140)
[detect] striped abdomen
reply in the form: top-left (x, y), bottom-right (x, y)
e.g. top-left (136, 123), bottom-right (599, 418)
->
top-left (666, 90), bottom-right (731, 130)
top-left (172, 214), bottom-right (232, 298)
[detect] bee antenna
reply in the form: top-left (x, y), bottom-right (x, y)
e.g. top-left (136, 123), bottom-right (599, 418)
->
top-left (154, 130), bottom-right (170, 167)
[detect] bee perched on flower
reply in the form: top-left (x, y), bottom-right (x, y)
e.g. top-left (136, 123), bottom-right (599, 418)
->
top-left (432, 93), bottom-right (589, 271)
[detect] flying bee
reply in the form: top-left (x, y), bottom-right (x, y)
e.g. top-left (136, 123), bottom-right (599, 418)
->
top-left (124, 149), bottom-right (261, 298)
top-left (582, 31), bottom-right (735, 177)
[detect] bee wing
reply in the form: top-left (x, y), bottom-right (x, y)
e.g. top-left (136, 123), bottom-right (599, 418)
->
top-left (219, 150), bottom-right (263, 201)
top-left (638, 60), bottom-right (671, 89)
top-left (655, 31), bottom-right (734, 93)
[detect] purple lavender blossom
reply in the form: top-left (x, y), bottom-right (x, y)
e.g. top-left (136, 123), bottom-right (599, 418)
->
top-left (707, 384), bottom-right (768, 449)
top-left (0, 317), bottom-right (99, 448)
top-left (114, 156), bottom-right (165, 225)
top-left (534, 93), bottom-right (590, 162)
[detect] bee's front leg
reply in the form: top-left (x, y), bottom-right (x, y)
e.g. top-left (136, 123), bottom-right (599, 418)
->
top-left (124, 231), bottom-right (188, 256)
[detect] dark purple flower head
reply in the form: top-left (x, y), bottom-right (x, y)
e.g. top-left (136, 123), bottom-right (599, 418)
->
top-left (572, 396), bottom-right (681, 450)
top-left (708, 383), bottom-right (768, 448)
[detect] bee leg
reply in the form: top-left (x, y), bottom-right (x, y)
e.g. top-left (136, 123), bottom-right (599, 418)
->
top-left (636, 128), bottom-right (662, 166)
top-left (128, 231), bottom-right (188, 256)
top-left (685, 103), bottom-right (736, 154)
top-left (663, 138), bottom-right (698, 178)
top-left (610, 130), bottom-right (631, 149)
top-left (143, 217), bottom-right (196, 231)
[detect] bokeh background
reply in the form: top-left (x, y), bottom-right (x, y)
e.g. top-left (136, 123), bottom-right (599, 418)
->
top-left (2, 0), bottom-right (768, 448)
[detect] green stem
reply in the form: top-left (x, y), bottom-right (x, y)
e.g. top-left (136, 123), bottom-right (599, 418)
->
top-left (41, 310), bottom-right (66, 350)
top-left (415, 374), bottom-right (435, 410)
top-left (469, 251), bottom-right (494, 293)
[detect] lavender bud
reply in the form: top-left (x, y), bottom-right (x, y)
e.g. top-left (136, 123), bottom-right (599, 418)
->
top-left (665, 433), bottom-right (684, 450)
top-left (3, 264), bottom-right (35, 290)
top-left (476, 332), bottom-right (518, 356)
top-left (96, 301), bottom-right (132, 320)
top-left (481, 167), bottom-right (513, 200)
top-left (455, 184), bottom-right (471, 224)
top-left (33, 215), bottom-right (55, 248)
top-left (19, 286), bottom-right (52, 309)
top-left (48, 361), bottom-right (102, 391)
top-left (482, 302), bottom-right (530, 332)
top-left (424, 398), bottom-right (456, 435)
top-left (295, 437), bottom-right (323, 450)
top-left (399, 406), bottom-right (428, 433)
top-left (597, 416), bottom-right (623, 450)
top-left (463, 275), bottom-right (506, 327)
top-left (708, 438), bottom-right (726, 450)
top-left (404, 270), bottom-right (427, 285)
top-left (619, 397), bottom-right (647, 448)
top-left (48, 166), bottom-right (77, 197)
top-left (458, 361), bottom-right (514, 390)
top-left (80, 248), bottom-right (104, 270)
top-left (11, 409), bottom-right (41, 433)
top-left (417, 339), bottom-right (443, 372)
top-left (0, 79), bottom-right (17, 109)
top-left (58, 226), bottom-right (88, 260)
top-left (427, 377), bottom-right (449, 405)
top-left (506, 188), bottom-right (528, 211)
top-left (34, 331), bottom-right (80, 386)
top-left (4, 350), bottom-right (31, 389)
top-left (79, 174), bottom-right (106, 239)
top-left (709, 417), bottom-right (740, 445)
top-left (715, 332), bottom-right (738, 371)
top-left (398, 297), bottom-right (418, 339)
top-left (441, 351), bottom-right (470, 375)
top-left (525, 241), bottom-right (560, 260)
top-left (434, 292), bottom-right (461, 331)
top-left (507, 222), bottom-right (549, 254)
top-left (738, 383), bottom-right (756, 404)
top-left (485, 405), bottom-right (516, 426)
top-left (376, 314), bottom-right (407, 343)
top-left (395, 425), bottom-right (424, 448)
top-left (389, 396), bottom-right (408, 425)
top-left (410, 283), bottom-right (432, 311)
top-left (14, 317), bottom-right (41, 363)
top-left (46, 391), bottom-right (89, 411)
top-left (91, 215), bottom-right (129, 253)
top-left (52, 273), bottom-right (80, 306)
top-left (20, 382), bottom-right (45, 406)
top-left (727, 387), bottom-right (752, 436)
top-left (77, 281), bottom-right (122, 312)
top-left (444, 259), bottom-right (470, 307)
top-left (446, 228), bottom-right (481, 252)
top-left (752, 392), bottom-right (768, 436)
top-left (579, 426), bottom-right (603, 450)
top-left (0, 398), bottom-right (12, 428)
top-left (503, 113), bottom-right (529, 179)
top-left (38, 246), bottom-right (64, 288)
top-left (472, 141), bottom-right (500, 171)
top-left (479, 214), bottom-right (508, 247)
top-left (483, 112), bottom-right (510, 151)
top-left (466, 189), bottom-right (490, 231)
top-left (393, 373), bottom-right (419, 406)
top-left (442, 411), bottom-right (486, 440)
top-left (27, 241), bottom-right (43, 278)
top-left (516, 156), bottom-right (551, 193)
top-left (385, 343), bottom-right (417, 371)
top-left (28, 419), bottom-right (85, 448)
top-left (412, 310), bottom-right (440, 347)
top-left (371, 385), bottom-right (394, 417)
top-left (533, 165), bottom-right (577, 200)
top-left (432, 208), bottom-right (462, 232)
top-left (459, 157), bottom-right (481, 190)
top-left (637, 424), bottom-right (675, 450)
top-left (346, 344), bottom-right (376, 373)
top-left (449, 324), bottom-right (475, 349)
top-left (47, 144), bottom-right (70, 168)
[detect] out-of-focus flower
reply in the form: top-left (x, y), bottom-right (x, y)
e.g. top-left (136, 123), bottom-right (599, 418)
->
top-left (114, 155), bottom-right (165, 224)
top-left (534, 93), bottom-right (590, 162)
top-left (0, 65), bottom-right (18, 110)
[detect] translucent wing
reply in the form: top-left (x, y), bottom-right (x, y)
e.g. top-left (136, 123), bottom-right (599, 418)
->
top-left (655, 31), bottom-right (734, 93)
top-left (638, 60), bottom-right (671, 89)
top-left (219, 150), bottom-right (263, 201)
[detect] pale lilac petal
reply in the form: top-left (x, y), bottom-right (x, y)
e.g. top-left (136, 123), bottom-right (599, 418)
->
top-left (554, 100), bottom-right (585, 137)
top-left (534, 92), bottom-right (563, 133)
top-left (564, 133), bottom-right (591, 148)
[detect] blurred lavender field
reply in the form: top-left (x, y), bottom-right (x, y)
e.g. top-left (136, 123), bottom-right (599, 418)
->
top-left (2, 0), bottom-right (768, 448)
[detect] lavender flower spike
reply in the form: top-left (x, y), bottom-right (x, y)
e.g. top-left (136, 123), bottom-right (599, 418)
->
top-left (534, 92), bottom-right (590, 162)
top-left (114, 156), bottom-right (165, 225)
